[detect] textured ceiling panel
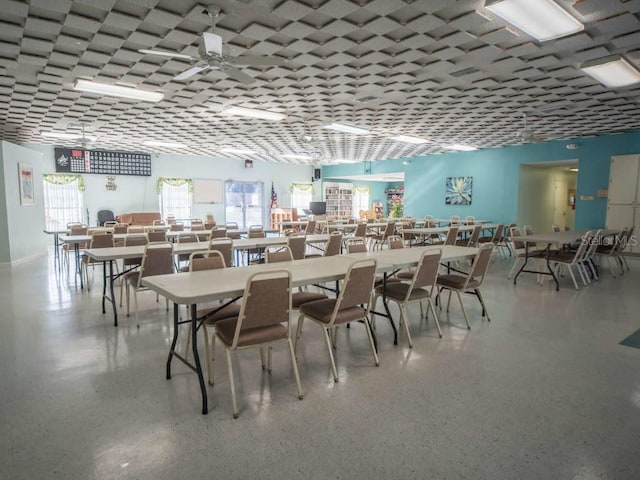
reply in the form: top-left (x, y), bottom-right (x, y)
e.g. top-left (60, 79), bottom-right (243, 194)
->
top-left (1, 0), bottom-right (639, 164)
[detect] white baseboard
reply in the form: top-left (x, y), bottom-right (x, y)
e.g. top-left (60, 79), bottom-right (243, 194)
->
top-left (0, 251), bottom-right (47, 268)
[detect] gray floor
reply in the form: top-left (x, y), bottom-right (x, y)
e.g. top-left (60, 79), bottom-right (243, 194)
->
top-left (1, 251), bottom-right (639, 480)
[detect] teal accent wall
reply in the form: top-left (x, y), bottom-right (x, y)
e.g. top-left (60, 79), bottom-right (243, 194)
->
top-left (0, 144), bottom-right (9, 263)
top-left (322, 130), bottom-right (640, 229)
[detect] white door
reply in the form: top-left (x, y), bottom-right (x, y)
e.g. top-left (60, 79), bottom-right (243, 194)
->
top-left (224, 181), bottom-right (264, 229)
top-left (553, 180), bottom-right (568, 229)
top-left (609, 155), bottom-right (639, 204)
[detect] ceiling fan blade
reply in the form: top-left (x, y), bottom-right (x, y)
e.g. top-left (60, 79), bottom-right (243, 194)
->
top-left (202, 32), bottom-right (223, 57)
top-left (233, 55), bottom-right (285, 66)
top-left (224, 66), bottom-right (256, 84)
top-left (175, 64), bottom-right (211, 81)
top-left (139, 49), bottom-right (197, 61)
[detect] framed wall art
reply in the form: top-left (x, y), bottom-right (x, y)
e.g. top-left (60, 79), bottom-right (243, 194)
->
top-left (18, 163), bottom-right (35, 205)
top-left (445, 176), bottom-right (472, 205)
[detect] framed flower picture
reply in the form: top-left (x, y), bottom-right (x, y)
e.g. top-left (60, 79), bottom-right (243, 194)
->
top-left (18, 163), bottom-right (35, 205)
top-left (445, 176), bottom-right (472, 205)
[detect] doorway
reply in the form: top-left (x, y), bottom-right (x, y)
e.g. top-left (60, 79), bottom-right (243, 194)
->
top-left (224, 181), bottom-right (264, 229)
top-left (517, 161), bottom-right (578, 232)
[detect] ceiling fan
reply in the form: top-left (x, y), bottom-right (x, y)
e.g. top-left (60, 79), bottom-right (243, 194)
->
top-left (514, 113), bottom-right (544, 143)
top-left (138, 6), bottom-right (284, 84)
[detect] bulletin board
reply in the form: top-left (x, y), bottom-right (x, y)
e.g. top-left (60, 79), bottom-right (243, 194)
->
top-left (193, 178), bottom-right (224, 204)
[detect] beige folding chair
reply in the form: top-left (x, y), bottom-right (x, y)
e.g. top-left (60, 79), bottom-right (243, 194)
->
top-left (345, 237), bottom-right (367, 253)
top-left (465, 216), bottom-right (475, 225)
top-left (213, 269), bottom-right (303, 418)
top-left (63, 224), bottom-right (88, 269)
top-left (507, 226), bottom-right (545, 279)
top-left (170, 223), bottom-right (184, 232)
top-left (81, 233), bottom-right (114, 290)
top-left (176, 233), bottom-right (199, 269)
top-left (371, 222), bottom-right (396, 250)
top-left (296, 258), bottom-right (379, 382)
top-left (305, 220), bottom-right (317, 235)
top-left (436, 243), bottom-right (494, 329)
top-left (147, 230), bottom-right (166, 242)
top-left (190, 219), bottom-right (204, 230)
top-left (208, 237), bottom-right (233, 268)
top-left (122, 241), bottom-right (174, 327)
top-left (456, 224), bottom-right (481, 247)
top-left (596, 228), bottom-right (628, 277)
top-left (306, 231), bottom-right (343, 258)
top-left (209, 227), bottom-right (227, 240)
top-left (374, 249), bottom-right (443, 346)
top-left (287, 233), bottom-right (307, 260)
top-left (226, 222), bottom-right (241, 239)
top-left (548, 231), bottom-right (591, 289)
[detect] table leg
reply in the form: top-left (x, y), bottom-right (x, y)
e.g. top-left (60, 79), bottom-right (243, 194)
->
top-left (190, 304), bottom-right (208, 415)
top-left (75, 242), bottom-right (84, 289)
top-left (545, 245), bottom-right (559, 291)
top-left (381, 273), bottom-right (398, 345)
top-left (108, 260), bottom-right (118, 326)
top-left (166, 303), bottom-right (179, 380)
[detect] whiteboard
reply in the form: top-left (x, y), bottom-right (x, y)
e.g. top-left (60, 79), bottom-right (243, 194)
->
top-left (193, 178), bottom-right (223, 204)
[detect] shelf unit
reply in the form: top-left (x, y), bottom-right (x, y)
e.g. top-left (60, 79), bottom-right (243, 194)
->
top-left (323, 182), bottom-right (353, 218)
top-left (385, 186), bottom-right (404, 217)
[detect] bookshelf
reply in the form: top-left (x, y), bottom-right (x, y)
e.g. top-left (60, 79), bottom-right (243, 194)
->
top-left (323, 182), bottom-right (353, 218)
top-left (385, 186), bottom-right (404, 217)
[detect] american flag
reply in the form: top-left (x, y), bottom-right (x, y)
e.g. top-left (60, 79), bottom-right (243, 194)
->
top-left (270, 181), bottom-right (278, 209)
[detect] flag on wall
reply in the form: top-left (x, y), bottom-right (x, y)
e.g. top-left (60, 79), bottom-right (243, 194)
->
top-left (270, 181), bottom-right (278, 209)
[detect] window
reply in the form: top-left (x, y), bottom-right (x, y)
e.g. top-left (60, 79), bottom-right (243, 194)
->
top-left (352, 185), bottom-right (370, 218)
top-left (290, 183), bottom-right (313, 213)
top-left (42, 174), bottom-right (85, 229)
top-left (158, 178), bottom-right (192, 220)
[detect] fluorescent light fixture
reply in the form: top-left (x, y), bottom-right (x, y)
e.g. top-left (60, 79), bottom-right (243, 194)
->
top-left (390, 135), bottom-right (430, 144)
top-left (74, 79), bottom-right (164, 102)
top-left (41, 131), bottom-right (97, 141)
top-left (221, 106), bottom-right (286, 121)
top-left (322, 123), bottom-right (370, 135)
top-left (333, 159), bottom-right (359, 164)
top-left (282, 153), bottom-right (312, 160)
top-left (138, 49), bottom-right (193, 60)
top-left (220, 147), bottom-right (257, 155)
top-left (581, 56), bottom-right (640, 88)
top-left (445, 144), bottom-right (478, 151)
top-left (569, 168), bottom-right (579, 172)
top-left (485, 0), bottom-right (583, 42)
top-left (143, 140), bottom-right (186, 148)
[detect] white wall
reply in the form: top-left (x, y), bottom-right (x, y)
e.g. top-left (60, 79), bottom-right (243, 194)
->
top-left (22, 144), bottom-right (312, 227)
top-left (1, 141), bottom-right (47, 264)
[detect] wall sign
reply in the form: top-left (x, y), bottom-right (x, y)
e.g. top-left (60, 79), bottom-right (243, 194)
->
top-left (105, 176), bottom-right (118, 192)
top-left (54, 147), bottom-right (152, 176)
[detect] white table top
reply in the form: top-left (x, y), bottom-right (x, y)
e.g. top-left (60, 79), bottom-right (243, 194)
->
top-left (521, 229), bottom-right (618, 244)
top-left (141, 245), bottom-right (478, 305)
top-left (403, 223), bottom-right (498, 235)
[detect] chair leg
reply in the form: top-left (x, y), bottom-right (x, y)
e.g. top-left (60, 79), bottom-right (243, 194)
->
top-left (225, 348), bottom-right (239, 418)
top-left (567, 265), bottom-right (580, 289)
top-left (363, 317), bottom-right (379, 366)
top-left (507, 258), bottom-right (522, 279)
top-left (287, 338), bottom-right (304, 400)
top-left (446, 289), bottom-right (452, 312)
top-left (126, 281), bottom-right (131, 316)
top-left (134, 290), bottom-right (140, 327)
top-left (427, 298), bottom-right (443, 337)
top-left (398, 304), bottom-right (413, 348)
top-left (260, 347), bottom-right (266, 370)
top-left (475, 289), bottom-right (491, 322)
top-left (294, 314), bottom-right (305, 352)
top-left (321, 326), bottom-right (339, 382)
top-left (267, 347), bottom-right (272, 373)
top-left (456, 291), bottom-right (471, 329)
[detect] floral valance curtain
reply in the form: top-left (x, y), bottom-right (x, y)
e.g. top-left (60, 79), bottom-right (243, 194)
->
top-left (42, 173), bottom-right (85, 192)
top-left (353, 185), bottom-right (370, 193)
top-left (156, 177), bottom-right (193, 193)
top-left (290, 182), bottom-right (314, 194)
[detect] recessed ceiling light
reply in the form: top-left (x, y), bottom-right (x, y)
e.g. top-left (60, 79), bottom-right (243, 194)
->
top-left (446, 144), bottom-right (478, 151)
top-left (484, 0), bottom-right (583, 42)
top-left (220, 147), bottom-right (257, 154)
top-left (282, 153), bottom-right (312, 160)
top-left (322, 123), bottom-right (370, 135)
top-left (390, 135), bottom-right (430, 144)
top-left (220, 106), bottom-right (286, 121)
top-left (581, 56), bottom-right (640, 88)
top-left (74, 79), bottom-right (164, 102)
top-left (143, 140), bottom-right (186, 148)
top-left (41, 131), bottom-right (97, 141)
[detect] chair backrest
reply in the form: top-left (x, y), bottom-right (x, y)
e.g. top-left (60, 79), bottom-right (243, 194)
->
top-left (345, 237), bottom-right (367, 253)
top-left (388, 234), bottom-right (404, 250)
top-left (148, 230), bottom-right (166, 242)
top-left (449, 215), bottom-right (460, 226)
top-left (69, 225), bottom-right (88, 235)
top-left (191, 222), bottom-right (205, 231)
top-left (353, 222), bottom-right (367, 237)
top-left (125, 234), bottom-right (148, 246)
top-left (467, 225), bottom-right (482, 246)
top-left (329, 259), bottom-right (377, 325)
top-left (465, 243), bottom-right (494, 287)
top-left (231, 270), bottom-right (292, 348)
top-left (287, 234), bottom-right (307, 260)
top-left (189, 250), bottom-right (226, 271)
top-left (177, 233), bottom-right (198, 244)
top-left (113, 223), bottom-right (129, 234)
top-left (226, 222), bottom-right (239, 230)
top-left (138, 242), bottom-right (174, 285)
top-left (128, 225), bottom-right (145, 234)
top-left (465, 216), bottom-right (475, 225)
top-left (97, 210), bottom-right (115, 226)
top-left (66, 222), bottom-right (83, 229)
top-left (582, 230), bottom-right (600, 262)
top-left (407, 248), bottom-right (442, 299)
top-left (571, 231), bottom-right (591, 262)
top-left (443, 226), bottom-right (459, 245)
top-left (510, 226), bottom-right (525, 250)
top-left (324, 232), bottom-right (343, 257)
top-left (552, 224), bottom-right (561, 232)
top-left (382, 222), bottom-right (396, 238)
top-left (490, 224), bottom-right (504, 243)
top-left (89, 233), bottom-right (113, 248)
top-left (208, 238), bottom-right (233, 267)
top-left (523, 225), bottom-right (534, 236)
top-left (204, 221), bottom-right (216, 230)
top-left (248, 227), bottom-right (265, 239)
top-left (266, 246), bottom-right (294, 263)
top-left (209, 227), bottom-right (227, 240)
top-left (305, 220), bottom-right (317, 234)
top-left (104, 220), bottom-right (117, 228)
top-left (153, 219), bottom-right (165, 226)
top-left (170, 223), bottom-right (184, 231)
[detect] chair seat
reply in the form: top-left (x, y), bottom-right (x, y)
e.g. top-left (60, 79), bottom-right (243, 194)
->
top-left (215, 318), bottom-right (286, 347)
top-left (395, 270), bottom-right (415, 280)
top-left (299, 298), bottom-right (366, 325)
top-left (374, 282), bottom-right (430, 301)
top-left (305, 253), bottom-right (322, 259)
top-left (199, 303), bottom-right (242, 324)
top-left (437, 274), bottom-right (480, 290)
top-left (292, 291), bottom-right (328, 308)
top-left (123, 270), bottom-right (140, 285)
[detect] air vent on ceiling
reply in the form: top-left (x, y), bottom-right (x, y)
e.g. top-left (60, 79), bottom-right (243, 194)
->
top-left (451, 67), bottom-right (481, 77)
